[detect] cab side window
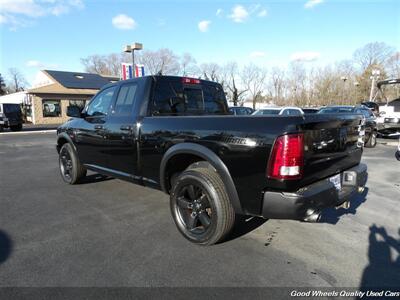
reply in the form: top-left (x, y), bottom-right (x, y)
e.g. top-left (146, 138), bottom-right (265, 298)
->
top-left (86, 86), bottom-right (116, 117)
top-left (113, 83), bottom-right (138, 116)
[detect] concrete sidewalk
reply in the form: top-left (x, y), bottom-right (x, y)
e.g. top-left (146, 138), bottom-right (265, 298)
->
top-left (0, 123), bottom-right (60, 135)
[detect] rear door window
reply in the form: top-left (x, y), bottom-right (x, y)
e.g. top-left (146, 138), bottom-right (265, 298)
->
top-left (151, 77), bottom-right (228, 115)
top-left (113, 83), bottom-right (138, 116)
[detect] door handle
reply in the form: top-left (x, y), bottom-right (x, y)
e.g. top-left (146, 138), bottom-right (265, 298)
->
top-left (120, 125), bottom-right (132, 131)
top-left (94, 125), bottom-right (103, 130)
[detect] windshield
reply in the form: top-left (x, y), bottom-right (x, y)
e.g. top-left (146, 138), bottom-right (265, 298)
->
top-left (318, 107), bottom-right (354, 114)
top-left (253, 109), bottom-right (280, 115)
top-left (3, 104), bottom-right (21, 114)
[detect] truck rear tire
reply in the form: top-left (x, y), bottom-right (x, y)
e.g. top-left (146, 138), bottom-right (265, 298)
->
top-left (59, 143), bottom-right (87, 184)
top-left (170, 167), bottom-right (235, 245)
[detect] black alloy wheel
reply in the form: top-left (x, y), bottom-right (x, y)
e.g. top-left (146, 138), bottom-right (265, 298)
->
top-left (60, 146), bottom-right (73, 183)
top-left (170, 166), bottom-right (235, 245)
top-left (175, 183), bottom-right (212, 235)
top-left (58, 143), bottom-right (86, 184)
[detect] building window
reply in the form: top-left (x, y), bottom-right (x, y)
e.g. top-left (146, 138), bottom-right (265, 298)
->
top-left (42, 100), bottom-right (61, 117)
top-left (69, 100), bottom-right (87, 110)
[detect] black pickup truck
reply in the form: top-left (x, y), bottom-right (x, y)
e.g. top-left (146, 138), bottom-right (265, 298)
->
top-left (57, 76), bottom-right (367, 245)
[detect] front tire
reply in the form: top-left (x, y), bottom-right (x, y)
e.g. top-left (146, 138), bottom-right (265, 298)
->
top-left (365, 131), bottom-right (377, 148)
top-left (170, 167), bottom-right (235, 245)
top-left (59, 143), bottom-right (87, 184)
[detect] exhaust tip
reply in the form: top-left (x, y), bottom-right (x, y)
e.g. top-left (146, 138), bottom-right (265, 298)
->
top-left (303, 209), bottom-right (321, 223)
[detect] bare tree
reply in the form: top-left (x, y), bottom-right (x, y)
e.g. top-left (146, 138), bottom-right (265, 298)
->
top-left (81, 49), bottom-right (181, 77)
top-left (241, 64), bottom-right (267, 109)
top-left (353, 42), bottom-right (394, 70)
top-left (7, 68), bottom-right (27, 92)
top-left (387, 52), bottom-right (400, 78)
top-left (199, 63), bottom-right (221, 81)
top-left (223, 62), bottom-right (247, 106)
top-left (80, 53), bottom-right (127, 76)
top-left (0, 73), bottom-right (6, 95)
top-left (137, 48), bottom-right (180, 75)
top-left (269, 67), bottom-right (286, 105)
top-left (287, 62), bottom-right (308, 106)
top-left (180, 53), bottom-right (199, 76)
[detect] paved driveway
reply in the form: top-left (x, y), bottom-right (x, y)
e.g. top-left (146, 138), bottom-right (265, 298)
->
top-left (0, 132), bottom-right (399, 289)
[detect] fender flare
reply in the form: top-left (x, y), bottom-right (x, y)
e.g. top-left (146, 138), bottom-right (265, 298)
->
top-left (160, 142), bottom-right (243, 214)
top-left (56, 132), bottom-right (76, 152)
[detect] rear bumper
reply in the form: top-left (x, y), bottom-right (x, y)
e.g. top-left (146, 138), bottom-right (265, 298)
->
top-left (261, 163), bottom-right (367, 220)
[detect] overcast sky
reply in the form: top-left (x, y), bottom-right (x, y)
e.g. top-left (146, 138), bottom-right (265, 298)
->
top-left (1, 0), bottom-right (399, 85)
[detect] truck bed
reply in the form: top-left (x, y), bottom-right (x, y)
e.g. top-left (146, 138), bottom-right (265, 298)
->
top-left (139, 113), bottom-right (363, 215)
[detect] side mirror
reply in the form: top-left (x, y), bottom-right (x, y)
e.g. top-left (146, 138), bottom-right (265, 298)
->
top-left (66, 106), bottom-right (82, 118)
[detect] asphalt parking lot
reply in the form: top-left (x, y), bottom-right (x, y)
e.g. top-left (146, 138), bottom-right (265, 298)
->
top-left (0, 132), bottom-right (399, 289)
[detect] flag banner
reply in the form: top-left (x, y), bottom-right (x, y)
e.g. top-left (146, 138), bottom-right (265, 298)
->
top-left (121, 63), bottom-right (133, 80)
top-left (135, 64), bottom-right (145, 77)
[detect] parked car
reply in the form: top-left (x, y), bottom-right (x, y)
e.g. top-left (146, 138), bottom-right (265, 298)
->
top-left (318, 105), bottom-right (377, 148)
top-left (396, 138), bottom-right (400, 161)
top-left (57, 76), bottom-right (367, 245)
top-left (229, 106), bottom-right (254, 115)
top-left (302, 107), bottom-right (320, 114)
top-left (361, 101), bottom-right (380, 114)
top-left (252, 106), bottom-right (304, 116)
top-left (0, 103), bottom-right (23, 132)
top-left (376, 78), bottom-right (400, 137)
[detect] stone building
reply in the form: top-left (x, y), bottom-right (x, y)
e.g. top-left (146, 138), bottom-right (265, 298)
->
top-left (12, 70), bottom-right (118, 124)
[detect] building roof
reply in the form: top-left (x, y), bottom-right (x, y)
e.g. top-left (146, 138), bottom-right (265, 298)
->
top-left (44, 70), bottom-right (119, 90)
top-left (28, 83), bottom-right (98, 95)
top-left (27, 70), bottom-right (120, 96)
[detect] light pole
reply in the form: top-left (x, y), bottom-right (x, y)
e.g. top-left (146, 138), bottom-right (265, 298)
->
top-left (353, 81), bottom-right (360, 105)
top-left (123, 42), bottom-right (143, 77)
top-left (340, 76), bottom-right (348, 104)
top-left (369, 69), bottom-right (380, 101)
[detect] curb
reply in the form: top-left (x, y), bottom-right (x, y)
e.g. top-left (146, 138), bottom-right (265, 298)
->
top-left (0, 130), bottom-right (56, 135)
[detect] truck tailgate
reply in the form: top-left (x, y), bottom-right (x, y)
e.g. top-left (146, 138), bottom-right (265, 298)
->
top-left (300, 114), bottom-right (363, 187)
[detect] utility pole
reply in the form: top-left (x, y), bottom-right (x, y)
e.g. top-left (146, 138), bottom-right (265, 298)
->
top-left (340, 76), bottom-right (348, 105)
top-left (369, 69), bottom-right (380, 101)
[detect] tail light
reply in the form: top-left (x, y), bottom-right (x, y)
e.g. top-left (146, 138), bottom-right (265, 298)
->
top-left (182, 77), bottom-right (200, 84)
top-left (267, 133), bottom-right (304, 180)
